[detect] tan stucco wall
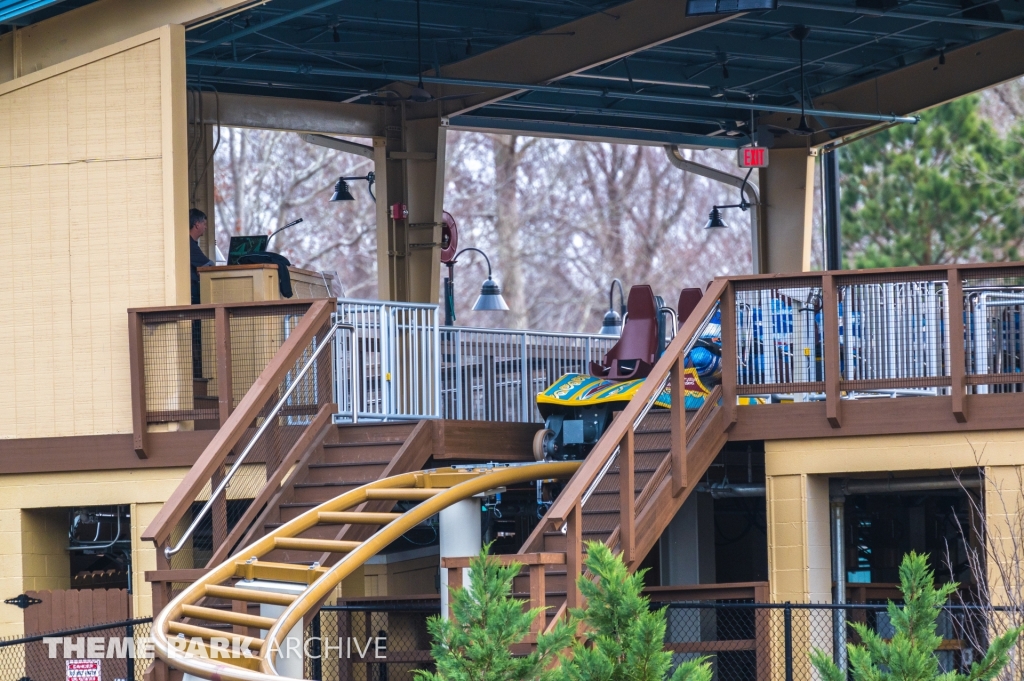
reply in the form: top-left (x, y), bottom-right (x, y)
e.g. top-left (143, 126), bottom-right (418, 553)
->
top-left (0, 467), bottom-right (189, 638)
top-left (0, 24), bottom-right (189, 439)
top-left (765, 429), bottom-right (1024, 604)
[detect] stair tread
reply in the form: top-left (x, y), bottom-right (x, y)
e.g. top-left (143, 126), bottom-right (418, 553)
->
top-left (309, 461), bottom-right (393, 468)
top-left (324, 441), bottom-right (406, 448)
top-left (295, 481), bottom-right (370, 488)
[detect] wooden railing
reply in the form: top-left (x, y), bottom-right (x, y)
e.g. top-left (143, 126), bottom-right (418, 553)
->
top-left (141, 299), bottom-right (336, 573)
top-left (128, 300), bottom-right (317, 458)
top-left (539, 277), bottom-right (731, 610)
top-left (528, 261), bottom-right (1024, 628)
top-left (443, 553), bottom-right (567, 639)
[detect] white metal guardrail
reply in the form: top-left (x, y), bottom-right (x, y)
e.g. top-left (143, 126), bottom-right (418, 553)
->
top-left (332, 299), bottom-right (615, 424)
top-left (439, 327), bottom-right (616, 423)
top-left (334, 299), bottom-right (441, 421)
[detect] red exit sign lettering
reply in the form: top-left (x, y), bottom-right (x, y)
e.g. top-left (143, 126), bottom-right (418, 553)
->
top-left (738, 146), bottom-right (769, 168)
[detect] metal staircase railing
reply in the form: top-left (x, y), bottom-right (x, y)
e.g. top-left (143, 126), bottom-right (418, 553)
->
top-left (142, 299), bottom-right (338, 570)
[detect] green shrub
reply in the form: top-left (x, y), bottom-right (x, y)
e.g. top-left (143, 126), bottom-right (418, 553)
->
top-left (414, 544), bottom-right (573, 681)
top-left (811, 552), bottom-right (1022, 681)
top-left (560, 541), bottom-right (713, 681)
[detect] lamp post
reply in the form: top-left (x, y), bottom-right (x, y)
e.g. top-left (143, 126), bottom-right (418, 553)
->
top-left (600, 278), bottom-right (626, 335)
top-left (330, 172), bottom-right (376, 202)
top-left (444, 247), bottom-right (508, 326)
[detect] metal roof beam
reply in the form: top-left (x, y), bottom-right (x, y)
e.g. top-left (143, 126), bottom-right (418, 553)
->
top-left (424, 0), bottom-right (741, 117)
top-left (778, 0), bottom-right (1024, 32)
top-left (187, 0), bottom-right (345, 56)
top-left (445, 114), bottom-right (740, 148)
top-left (186, 90), bottom-right (386, 137)
top-left (187, 55), bottom-right (919, 124)
top-left (767, 28), bottom-right (1024, 148)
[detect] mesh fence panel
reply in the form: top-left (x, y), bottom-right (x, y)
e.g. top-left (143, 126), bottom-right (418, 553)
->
top-left (658, 603), bottom-right (1018, 681)
top-left (733, 279), bottom-right (824, 393)
top-left (141, 309), bottom-right (218, 426)
top-left (836, 273), bottom-right (951, 392)
top-left (0, 619), bottom-right (152, 681)
top-left (963, 267), bottom-right (1024, 394)
top-left (306, 603), bottom-right (439, 681)
top-left (139, 304), bottom-right (313, 427)
top-left (165, 316), bottom-right (335, 570)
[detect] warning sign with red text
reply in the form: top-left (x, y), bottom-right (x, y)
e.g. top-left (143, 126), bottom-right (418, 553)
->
top-left (66, 659), bottom-right (100, 681)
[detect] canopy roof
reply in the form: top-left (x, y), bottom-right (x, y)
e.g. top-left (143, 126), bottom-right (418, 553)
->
top-left (5, 0), bottom-right (1023, 148)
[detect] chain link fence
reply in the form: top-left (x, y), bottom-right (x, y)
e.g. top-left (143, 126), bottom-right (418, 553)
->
top-left (658, 602), bottom-right (1020, 681)
top-left (305, 601), bottom-right (439, 681)
top-left (0, 618), bottom-right (152, 681)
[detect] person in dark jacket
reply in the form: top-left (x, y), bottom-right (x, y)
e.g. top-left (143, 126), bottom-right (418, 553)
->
top-left (189, 209), bottom-right (214, 304)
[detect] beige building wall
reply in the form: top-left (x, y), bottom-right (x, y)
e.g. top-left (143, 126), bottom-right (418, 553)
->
top-left (20, 508), bottom-right (71, 592)
top-left (765, 430), bottom-right (1024, 605)
top-left (0, 467), bottom-right (189, 638)
top-left (0, 24), bottom-right (189, 440)
top-left (765, 473), bottom-right (831, 604)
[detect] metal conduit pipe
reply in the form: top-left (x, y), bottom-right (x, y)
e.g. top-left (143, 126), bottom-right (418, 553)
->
top-left (697, 475), bottom-right (981, 499)
top-left (664, 146), bottom-right (764, 273)
top-left (835, 475), bottom-right (981, 496)
top-left (831, 500), bottom-right (848, 672)
top-left (695, 482), bottom-right (767, 498)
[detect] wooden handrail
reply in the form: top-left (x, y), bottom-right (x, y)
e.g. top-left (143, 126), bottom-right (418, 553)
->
top-left (141, 299), bottom-right (334, 547)
top-left (723, 260), bottom-right (1024, 282)
top-left (546, 277), bottom-right (729, 524)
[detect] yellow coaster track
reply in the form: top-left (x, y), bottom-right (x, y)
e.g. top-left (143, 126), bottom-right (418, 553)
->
top-left (152, 461), bottom-right (581, 680)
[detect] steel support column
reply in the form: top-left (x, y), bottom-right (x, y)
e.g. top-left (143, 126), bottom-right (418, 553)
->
top-left (758, 148), bottom-right (814, 273)
top-left (822, 149), bottom-right (841, 271)
top-left (375, 108), bottom-right (446, 304)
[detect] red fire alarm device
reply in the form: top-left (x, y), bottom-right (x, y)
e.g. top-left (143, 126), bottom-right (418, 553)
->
top-left (390, 203), bottom-right (409, 220)
top-left (737, 146), bottom-right (769, 168)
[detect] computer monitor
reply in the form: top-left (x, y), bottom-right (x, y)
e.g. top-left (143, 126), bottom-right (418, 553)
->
top-left (227, 235), bottom-right (269, 265)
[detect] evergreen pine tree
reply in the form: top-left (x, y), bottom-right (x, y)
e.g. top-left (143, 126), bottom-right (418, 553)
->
top-left (811, 552), bottom-right (1023, 681)
top-left (560, 541), bottom-right (713, 681)
top-left (414, 544), bottom-right (574, 681)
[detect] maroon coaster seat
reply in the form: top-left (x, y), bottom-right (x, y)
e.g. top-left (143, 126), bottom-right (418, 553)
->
top-left (590, 285), bottom-right (660, 381)
top-left (677, 287), bottom-right (703, 325)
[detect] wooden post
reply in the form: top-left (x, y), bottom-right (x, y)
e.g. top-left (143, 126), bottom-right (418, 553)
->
top-left (529, 563), bottom-right (546, 636)
top-left (565, 503), bottom-right (582, 611)
top-left (822, 274), bottom-right (842, 428)
top-left (754, 583), bottom-right (770, 681)
top-left (215, 306), bottom-right (234, 426)
top-left (948, 267), bottom-right (968, 423)
top-left (670, 355), bottom-right (687, 497)
top-left (210, 463), bottom-right (228, 562)
top-left (619, 429), bottom-right (635, 565)
top-left (128, 311), bottom-right (149, 459)
top-left (719, 284), bottom-right (738, 427)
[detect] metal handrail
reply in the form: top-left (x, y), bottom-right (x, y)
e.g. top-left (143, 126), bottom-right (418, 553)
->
top-left (164, 321), bottom-right (356, 559)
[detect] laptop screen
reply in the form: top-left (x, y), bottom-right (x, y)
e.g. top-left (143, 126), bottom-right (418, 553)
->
top-left (227, 235), bottom-right (269, 265)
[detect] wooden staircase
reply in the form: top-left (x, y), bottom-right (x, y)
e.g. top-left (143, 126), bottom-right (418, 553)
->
top-left (205, 420), bottom-right (433, 568)
top-left (510, 278), bottom-right (735, 627)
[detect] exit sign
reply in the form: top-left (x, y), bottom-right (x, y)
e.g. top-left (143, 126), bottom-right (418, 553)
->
top-left (738, 146), bottom-right (769, 168)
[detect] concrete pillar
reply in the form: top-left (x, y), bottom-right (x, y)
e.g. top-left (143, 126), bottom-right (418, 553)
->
top-left (439, 498), bottom-right (482, 618)
top-left (757, 149), bottom-right (815, 274)
top-left (659, 493), bottom-right (716, 668)
top-left (766, 473), bottom-right (832, 681)
top-left (982, 466), bottom-right (1024, 607)
top-left (375, 108), bottom-right (447, 304)
top-left (660, 492), bottom-right (716, 586)
top-left (223, 580), bottom-right (306, 679)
